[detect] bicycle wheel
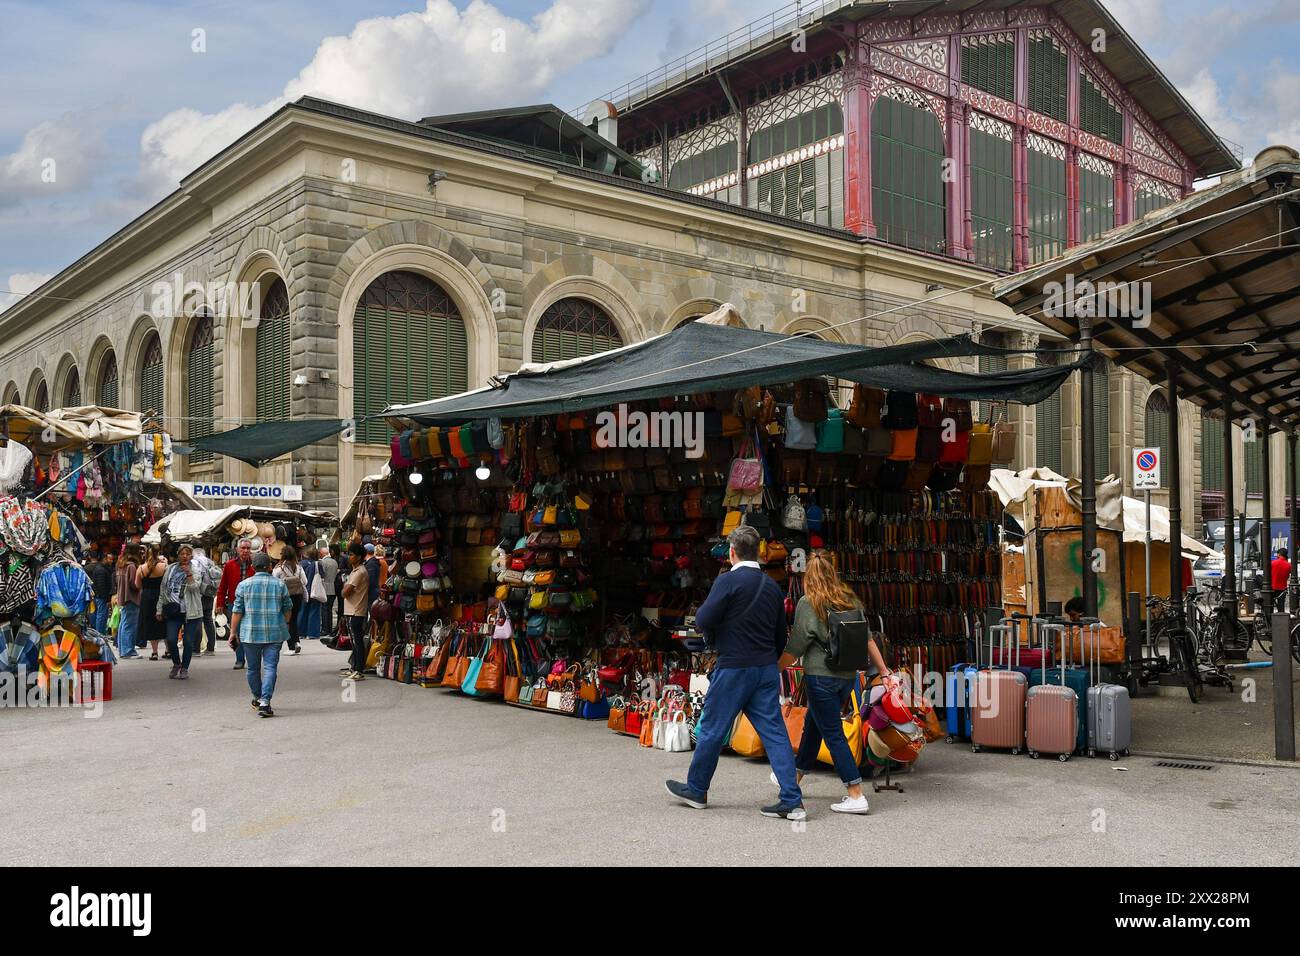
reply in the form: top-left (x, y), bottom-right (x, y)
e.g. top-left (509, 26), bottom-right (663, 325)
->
top-left (1254, 618), bottom-right (1272, 658)
top-left (1170, 627), bottom-right (1200, 703)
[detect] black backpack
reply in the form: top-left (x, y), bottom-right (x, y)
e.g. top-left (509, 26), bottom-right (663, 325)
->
top-left (817, 608), bottom-right (874, 671)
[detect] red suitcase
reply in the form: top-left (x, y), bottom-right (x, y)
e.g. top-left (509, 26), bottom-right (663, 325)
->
top-left (971, 623), bottom-right (1026, 754)
top-left (1026, 623), bottom-right (1077, 761)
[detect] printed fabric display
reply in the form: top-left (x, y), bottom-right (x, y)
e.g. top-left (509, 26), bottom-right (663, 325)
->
top-left (0, 496), bottom-right (49, 556)
top-left (0, 618), bottom-right (40, 673)
top-left (36, 560), bottom-right (95, 622)
top-left (0, 555), bottom-right (37, 616)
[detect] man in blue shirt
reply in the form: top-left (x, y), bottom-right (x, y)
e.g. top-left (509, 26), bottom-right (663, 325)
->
top-left (666, 526), bottom-right (804, 820)
top-left (229, 552), bottom-right (293, 718)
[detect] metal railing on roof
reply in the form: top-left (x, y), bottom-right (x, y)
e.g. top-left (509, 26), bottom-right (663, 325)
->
top-left (569, 0), bottom-right (858, 118)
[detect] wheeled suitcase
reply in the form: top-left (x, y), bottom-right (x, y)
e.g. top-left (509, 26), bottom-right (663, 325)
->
top-left (1027, 621), bottom-right (1088, 753)
top-left (1025, 624), bottom-right (1077, 761)
top-left (1081, 618), bottom-right (1132, 759)
top-left (971, 624), bottom-right (1026, 754)
top-left (945, 662), bottom-right (977, 742)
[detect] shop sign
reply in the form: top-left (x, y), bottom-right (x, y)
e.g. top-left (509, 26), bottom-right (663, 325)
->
top-left (176, 482), bottom-right (303, 502)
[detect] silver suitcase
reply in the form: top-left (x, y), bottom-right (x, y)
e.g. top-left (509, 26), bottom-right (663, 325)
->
top-left (1080, 619), bottom-right (1132, 760)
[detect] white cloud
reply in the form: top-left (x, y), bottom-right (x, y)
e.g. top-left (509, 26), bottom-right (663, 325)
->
top-left (0, 271), bottom-right (54, 313)
top-left (0, 110), bottom-right (106, 207)
top-left (138, 0), bottom-right (650, 191)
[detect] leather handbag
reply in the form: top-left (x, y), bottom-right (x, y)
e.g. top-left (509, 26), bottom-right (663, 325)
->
top-left (817, 689), bottom-right (864, 766)
top-left (915, 426), bottom-right (943, 463)
top-left (728, 713), bottom-right (766, 758)
top-left (967, 423), bottom-right (994, 465)
top-left (846, 384), bottom-right (885, 428)
top-left (881, 391), bottom-right (918, 429)
top-left (888, 428), bottom-right (918, 461)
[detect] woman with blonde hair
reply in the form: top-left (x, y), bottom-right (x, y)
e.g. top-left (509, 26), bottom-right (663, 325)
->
top-left (778, 550), bottom-right (890, 815)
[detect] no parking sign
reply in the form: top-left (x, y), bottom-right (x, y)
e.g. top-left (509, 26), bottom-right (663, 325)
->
top-left (1133, 447), bottom-right (1161, 489)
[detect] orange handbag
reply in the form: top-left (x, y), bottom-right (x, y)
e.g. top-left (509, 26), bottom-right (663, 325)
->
top-left (475, 643), bottom-right (503, 694)
top-left (447, 429), bottom-right (465, 460)
top-left (888, 428), bottom-right (918, 461)
top-left (728, 713), bottom-right (766, 758)
top-left (639, 705), bottom-right (657, 747)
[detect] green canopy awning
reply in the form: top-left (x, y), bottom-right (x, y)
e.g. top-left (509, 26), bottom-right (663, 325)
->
top-left (187, 419), bottom-right (348, 467)
top-left (387, 322), bottom-right (1080, 423)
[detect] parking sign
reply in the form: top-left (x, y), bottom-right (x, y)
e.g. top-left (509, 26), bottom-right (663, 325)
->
top-left (1133, 447), bottom-right (1160, 489)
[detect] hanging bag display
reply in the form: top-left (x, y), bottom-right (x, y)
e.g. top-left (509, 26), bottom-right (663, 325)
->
top-left (726, 433), bottom-right (763, 495)
top-left (846, 384), bottom-right (884, 428)
top-left (784, 405), bottom-right (818, 450)
top-left (881, 391), bottom-right (918, 430)
top-left (990, 404), bottom-right (1017, 463)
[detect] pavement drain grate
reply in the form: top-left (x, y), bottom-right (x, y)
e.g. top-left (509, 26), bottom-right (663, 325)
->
top-left (1154, 761), bottom-right (1216, 771)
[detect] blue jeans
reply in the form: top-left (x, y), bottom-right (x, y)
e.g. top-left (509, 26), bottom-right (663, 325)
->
top-left (244, 642), bottom-right (282, 702)
top-left (117, 604), bottom-right (140, 657)
top-left (687, 664), bottom-right (802, 807)
top-left (795, 675), bottom-right (863, 787)
top-left (92, 601), bottom-right (110, 636)
top-left (165, 614), bottom-right (200, 668)
top-left (298, 598), bottom-right (322, 639)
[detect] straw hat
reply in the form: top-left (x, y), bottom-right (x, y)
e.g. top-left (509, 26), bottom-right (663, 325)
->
top-left (266, 538), bottom-right (287, 560)
top-left (230, 517), bottom-right (256, 538)
top-left (256, 521), bottom-right (275, 539)
top-left (248, 537), bottom-right (263, 553)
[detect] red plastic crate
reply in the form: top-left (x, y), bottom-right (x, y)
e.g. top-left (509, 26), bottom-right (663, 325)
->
top-left (77, 660), bottom-right (113, 702)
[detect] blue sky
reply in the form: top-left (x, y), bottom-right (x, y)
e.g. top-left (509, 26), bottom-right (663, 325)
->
top-left (1, 0), bottom-right (1298, 305)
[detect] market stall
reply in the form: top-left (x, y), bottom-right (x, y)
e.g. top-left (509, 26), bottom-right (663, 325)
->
top-left (145, 504), bottom-right (336, 561)
top-left (343, 307), bottom-right (1074, 768)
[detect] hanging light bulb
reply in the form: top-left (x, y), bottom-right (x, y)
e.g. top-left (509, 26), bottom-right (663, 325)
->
top-left (408, 470), bottom-right (424, 485)
top-left (475, 464), bottom-right (491, 481)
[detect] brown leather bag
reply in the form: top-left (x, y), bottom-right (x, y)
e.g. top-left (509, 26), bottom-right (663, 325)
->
top-left (475, 644), bottom-right (503, 694)
top-left (847, 384), bottom-right (885, 428)
top-left (793, 378), bottom-right (829, 423)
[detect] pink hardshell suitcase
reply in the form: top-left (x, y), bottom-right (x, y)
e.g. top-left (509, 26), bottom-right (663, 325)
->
top-left (1026, 623), bottom-right (1077, 761)
top-left (971, 623), bottom-right (1026, 754)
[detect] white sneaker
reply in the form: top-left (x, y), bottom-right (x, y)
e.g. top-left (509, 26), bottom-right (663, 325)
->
top-left (830, 794), bottom-right (870, 815)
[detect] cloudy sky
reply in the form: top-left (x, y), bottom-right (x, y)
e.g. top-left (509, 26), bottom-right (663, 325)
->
top-left (2, 0), bottom-right (1298, 308)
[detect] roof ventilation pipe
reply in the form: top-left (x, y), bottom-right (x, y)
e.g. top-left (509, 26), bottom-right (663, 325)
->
top-left (583, 99), bottom-right (619, 145)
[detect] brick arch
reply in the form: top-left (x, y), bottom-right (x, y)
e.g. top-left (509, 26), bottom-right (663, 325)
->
top-left (883, 314), bottom-right (967, 372)
top-left (24, 368), bottom-right (48, 410)
top-left (663, 275), bottom-right (739, 332)
top-left (52, 353), bottom-right (80, 407)
top-left (225, 225), bottom-right (293, 296)
top-left (2, 381), bottom-right (19, 405)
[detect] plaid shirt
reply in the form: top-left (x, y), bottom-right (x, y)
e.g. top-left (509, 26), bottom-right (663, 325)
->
top-left (231, 572), bottom-right (292, 644)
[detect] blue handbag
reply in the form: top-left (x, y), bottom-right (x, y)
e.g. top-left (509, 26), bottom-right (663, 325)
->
top-left (579, 697), bottom-right (610, 720)
top-left (461, 639), bottom-right (490, 696)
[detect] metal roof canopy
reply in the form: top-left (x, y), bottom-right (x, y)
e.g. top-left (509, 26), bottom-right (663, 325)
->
top-left (995, 147), bottom-right (1300, 434)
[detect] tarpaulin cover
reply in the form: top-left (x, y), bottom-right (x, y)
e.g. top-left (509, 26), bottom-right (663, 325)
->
top-left (387, 320), bottom-right (1082, 423)
top-left (187, 419), bottom-right (348, 467)
top-left (144, 505), bottom-right (337, 546)
top-left (0, 404), bottom-right (145, 451)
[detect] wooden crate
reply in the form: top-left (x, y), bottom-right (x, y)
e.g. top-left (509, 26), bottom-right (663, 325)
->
top-left (1023, 526), bottom-right (1124, 624)
top-left (1024, 485), bottom-right (1081, 531)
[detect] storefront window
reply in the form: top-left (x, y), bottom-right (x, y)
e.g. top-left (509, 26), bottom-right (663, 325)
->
top-left (533, 298), bottom-right (622, 364)
top-left (255, 278), bottom-right (291, 424)
top-left (871, 92), bottom-right (946, 253)
top-left (353, 270), bottom-right (468, 444)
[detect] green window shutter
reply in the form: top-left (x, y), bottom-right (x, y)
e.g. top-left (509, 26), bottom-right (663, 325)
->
top-left (961, 34), bottom-right (1015, 102)
top-left (187, 315), bottom-right (215, 463)
top-left (1027, 138), bottom-right (1067, 264)
top-left (352, 271), bottom-right (469, 444)
top-left (1245, 435), bottom-right (1263, 494)
top-left (98, 352), bottom-right (119, 408)
top-left (1078, 156), bottom-right (1116, 243)
top-left (139, 333), bottom-right (164, 421)
top-left (256, 280), bottom-right (291, 424)
top-left (65, 368), bottom-right (81, 407)
top-left (1092, 360), bottom-right (1110, 480)
top-left (975, 346), bottom-right (1008, 422)
top-left (1036, 360), bottom-right (1063, 474)
top-left (34, 381), bottom-right (49, 413)
top-left (1027, 32), bottom-right (1068, 122)
top-left (1201, 413), bottom-right (1224, 492)
top-left (1144, 392), bottom-right (1170, 488)
top-left (871, 94), bottom-right (947, 254)
top-left (970, 119), bottom-right (1014, 270)
top-left (1079, 70), bottom-right (1123, 144)
top-left (532, 298), bottom-right (623, 364)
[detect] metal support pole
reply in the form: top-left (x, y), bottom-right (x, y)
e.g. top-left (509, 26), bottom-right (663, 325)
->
top-left (1271, 611), bottom-right (1295, 761)
top-left (1079, 315), bottom-right (1097, 617)
top-left (1261, 426), bottom-right (1273, 626)
top-left (1222, 398), bottom-right (1236, 616)
top-left (1166, 363), bottom-right (1184, 629)
top-left (1144, 489), bottom-right (1152, 650)
top-left (1290, 432), bottom-right (1298, 612)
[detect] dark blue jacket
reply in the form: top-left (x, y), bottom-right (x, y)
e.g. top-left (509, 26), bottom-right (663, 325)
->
top-left (694, 565), bottom-right (787, 669)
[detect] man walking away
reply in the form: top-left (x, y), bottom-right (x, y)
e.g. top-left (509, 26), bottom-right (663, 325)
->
top-left (665, 526), bottom-right (804, 820)
top-left (216, 538), bottom-right (256, 669)
top-left (229, 551), bottom-right (293, 718)
top-left (342, 542), bottom-right (370, 681)
top-left (194, 547), bottom-right (221, 655)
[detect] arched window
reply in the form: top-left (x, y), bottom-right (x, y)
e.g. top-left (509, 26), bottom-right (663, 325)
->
top-left (1144, 390), bottom-right (1169, 488)
top-left (33, 380), bottom-right (49, 413)
top-left (871, 93), bottom-right (946, 253)
top-left (256, 279), bottom-right (291, 423)
top-left (187, 313), bottom-right (215, 462)
top-left (2, 384), bottom-right (18, 406)
top-left (532, 298), bottom-right (623, 363)
top-left (353, 270), bottom-right (468, 444)
top-left (98, 352), bottom-right (118, 408)
top-left (64, 367), bottom-right (80, 407)
top-left (139, 332), bottom-right (164, 420)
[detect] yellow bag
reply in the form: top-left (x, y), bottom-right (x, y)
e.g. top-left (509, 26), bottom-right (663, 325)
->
top-left (574, 491), bottom-right (592, 511)
top-left (543, 505), bottom-right (558, 526)
top-left (532, 570), bottom-right (555, 586)
top-left (967, 423), bottom-right (993, 466)
top-left (495, 585), bottom-right (510, 601)
top-left (721, 511), bottom-right (742, 536)
top-left (729, 714), bottom-right (766, 758)
top-left (528, 590), bottom-right (548, 610)
top-left (559, 529), bottom-right (581, 548)
top-left (817, 690), bottom-right (864, 766)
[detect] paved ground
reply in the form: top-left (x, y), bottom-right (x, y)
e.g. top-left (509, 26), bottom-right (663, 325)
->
top-left (4, 640), bottom-right (1299, 867)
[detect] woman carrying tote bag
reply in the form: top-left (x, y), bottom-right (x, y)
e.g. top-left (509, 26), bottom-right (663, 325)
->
top-left (778, 551), bottom-right (891, 815)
